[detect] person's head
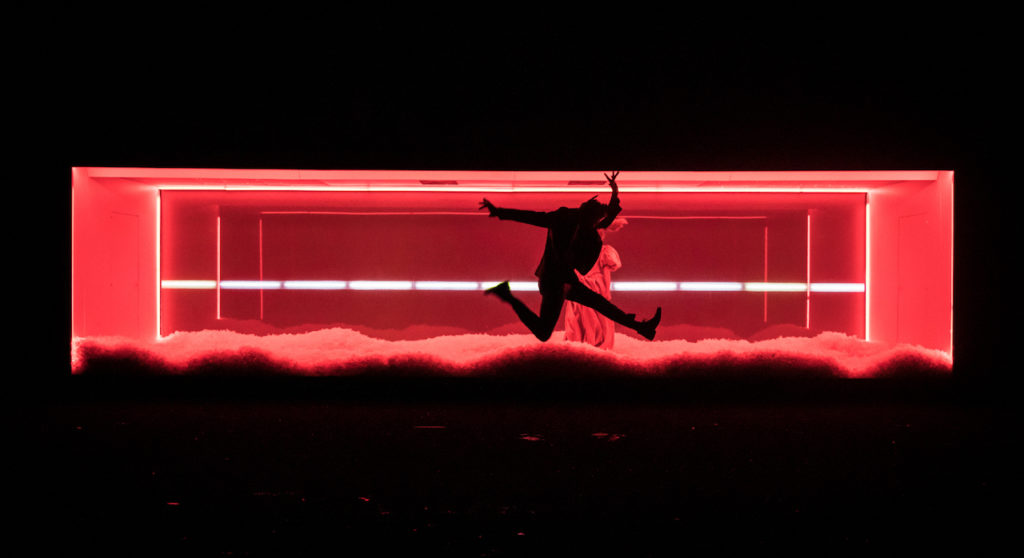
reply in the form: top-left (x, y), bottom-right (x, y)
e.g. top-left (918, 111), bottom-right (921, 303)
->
top-left (579, 197), bottom-right (608, 227)
top-left (606, 217), bottom-right (628, 233)
top-left (599, 217), bottom-right (628, 240)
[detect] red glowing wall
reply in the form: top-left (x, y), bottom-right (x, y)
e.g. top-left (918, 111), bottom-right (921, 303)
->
top-left (159, 191), bottom-right (865, 339)
top-left (71, 168), bottom-right (159, 340)
top-left (868, 172), bottom-right (954, 353)
top-left (71, 169), bottom-right (953, 355)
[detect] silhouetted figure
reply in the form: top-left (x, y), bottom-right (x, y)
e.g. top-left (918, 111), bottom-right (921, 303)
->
top-left (480, 172), bottom-right (661, 342)
top-left (564, 218), bottom-right (627, 348)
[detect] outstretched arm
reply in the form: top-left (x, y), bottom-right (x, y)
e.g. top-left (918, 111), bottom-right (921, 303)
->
top-left (480, 198), bottom-right (554, 228)
top-left (597, 171), bottom-right (622, 229)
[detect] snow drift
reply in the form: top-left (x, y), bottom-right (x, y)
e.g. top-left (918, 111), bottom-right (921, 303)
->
top-left (72, 326), bottom-right (952, 379)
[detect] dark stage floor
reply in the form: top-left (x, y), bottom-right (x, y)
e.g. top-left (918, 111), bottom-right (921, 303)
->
top-left (14, 379), bottom-right (1015, 556)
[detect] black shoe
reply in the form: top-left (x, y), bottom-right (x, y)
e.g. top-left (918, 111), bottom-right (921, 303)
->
top-left (484, 281), bottom-right (512, 300)
top-left (637, 307), bottom-right (662, 341)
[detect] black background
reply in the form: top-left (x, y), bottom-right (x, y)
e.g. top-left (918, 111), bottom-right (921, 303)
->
top-left (33, 10), bottom-right (1012, 385)
top-left (10, 9), bottom-right (1017, 555)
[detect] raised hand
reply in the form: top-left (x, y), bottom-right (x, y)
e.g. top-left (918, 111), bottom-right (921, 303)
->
top-left (479, 198), bottom-right (498, 216)
top-left (602, 170), bottom-right (618, 198)
top-left (604, 171), bottom-right (620, 195)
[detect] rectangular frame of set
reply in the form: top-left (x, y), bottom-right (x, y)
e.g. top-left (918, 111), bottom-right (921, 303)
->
top-left (71, 168), bottom-right (953, 367)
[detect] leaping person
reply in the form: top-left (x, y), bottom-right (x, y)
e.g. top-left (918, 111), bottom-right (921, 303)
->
top-left (479, 171), bottom-right (661, 342)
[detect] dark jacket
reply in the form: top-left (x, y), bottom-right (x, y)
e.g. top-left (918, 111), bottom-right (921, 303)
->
top-left (494, 198), bottom-right (622, 284)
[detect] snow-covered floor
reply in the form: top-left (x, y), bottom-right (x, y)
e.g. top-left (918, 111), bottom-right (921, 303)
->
top-left (72, 326), bottom-right (952, 378)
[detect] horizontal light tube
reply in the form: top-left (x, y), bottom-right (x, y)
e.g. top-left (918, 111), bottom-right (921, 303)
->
top-left (744, 282), bottom-right (807, 292)
top-left (158, 184), bottom-right (873, 194)
top-left (161, 280), bottom-right (864, 293)
top-left (161, 280), bottom-right (217, 289)
top-left (679, 282), bottom-right (745, 291)
top-left (414, 281), bottom-right (481, 291)
top-left (810, 282), bottom-right (866, 292)
top-left (347, 281), bottom-right (414, 290)
top-left (282, 280), bottom-right (348, 290)
top-left (220, 280), bottom-right (282, 290)
top-left (612, 282), bottom-right (679, 291)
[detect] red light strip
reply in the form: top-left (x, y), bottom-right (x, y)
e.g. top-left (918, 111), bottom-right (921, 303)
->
top-left (806, 211), bottom-right (812, 329)
top-left (216, 214), bottom-right (222, 320)
top-left (160, 280), bottom-right (863, 292)
top-left (155, 191), bottom-right (162, 337)
top-left (158, 184), bottom-right (874, 194)
top-left (763, 225), bottom-right (768, 322)
top-left (262, 211), bottom-right (486, 216)
top-left (259, 217), bottom-right (265, 320)
top-left (258, 211), bottom-right (770, 220)
top-left (154, 188), bottom-right (872, 337)
top-left (865, 197), bottom-right (871, 341)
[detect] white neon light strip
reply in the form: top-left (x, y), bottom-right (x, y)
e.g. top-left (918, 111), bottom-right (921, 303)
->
top-left (679, 282), bottom-right (745, 292)
top-left (348, 280), bottom-right (414, 290)
top-left (810, 283), bottom-right (866, 293)
top-left (162, 280), bottom-right (864, 292)
top-left (480, 281), bottom-right (541, 292)
top-left (744, 282), bottom-right (809, 292)
top-left (282, 280), bottom-right (349, 290)
top-left (220, 280), bottom-right (282, 290)
top-left (414, 281), bottom-right (481, 291)
top-left (612, 282), bottom-right (680, 291)
top-left (162, 280), bottom-right (218, 289)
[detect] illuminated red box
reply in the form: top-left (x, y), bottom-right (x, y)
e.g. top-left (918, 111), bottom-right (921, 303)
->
top-left (71, 168), bottom-right (953, 371)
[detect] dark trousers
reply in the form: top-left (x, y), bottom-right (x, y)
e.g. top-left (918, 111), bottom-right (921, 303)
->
top-left (499, 274), bottom-right (637, 342)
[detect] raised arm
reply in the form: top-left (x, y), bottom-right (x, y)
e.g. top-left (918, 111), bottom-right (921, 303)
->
top-left (479, 198), bottom-right (554, 228)
top-left (597, 171), bottom-right (622, 229)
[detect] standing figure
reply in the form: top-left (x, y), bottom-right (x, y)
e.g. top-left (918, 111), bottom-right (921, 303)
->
top-left (479, 172), bottom-right (660, 342)
top-left (564, 218), bottom-right (627, 349)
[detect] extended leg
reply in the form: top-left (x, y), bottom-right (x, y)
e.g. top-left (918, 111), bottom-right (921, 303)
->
top-left (485, 281), bottom-right (565, 342)
top-left (566, 281), bottom-right (661, 340)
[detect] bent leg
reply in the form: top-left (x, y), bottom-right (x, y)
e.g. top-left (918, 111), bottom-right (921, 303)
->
top-left (489, 282), bottom-right (566, 341)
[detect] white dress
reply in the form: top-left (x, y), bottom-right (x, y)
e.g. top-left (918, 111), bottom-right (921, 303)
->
top-left (564, 244), bottom-right (621, 349)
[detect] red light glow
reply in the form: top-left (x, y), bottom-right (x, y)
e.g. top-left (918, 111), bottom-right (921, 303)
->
top-left (72, 168), bottom-right (953, 375)
top-left (160, 279), bottom-right (865, 293)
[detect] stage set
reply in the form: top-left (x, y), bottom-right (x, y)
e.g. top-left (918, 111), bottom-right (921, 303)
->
top-left (71, 168), bottom-right (952, 379)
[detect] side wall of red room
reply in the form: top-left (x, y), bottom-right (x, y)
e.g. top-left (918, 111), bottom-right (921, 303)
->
top-left (869, 173), bottom-right (953, 353)
top-left (72, 170), bottom-right (159, 340)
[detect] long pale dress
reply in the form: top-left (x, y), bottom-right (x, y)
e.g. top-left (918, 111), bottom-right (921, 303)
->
top-left (563, 244), bottom-right (622, 349)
